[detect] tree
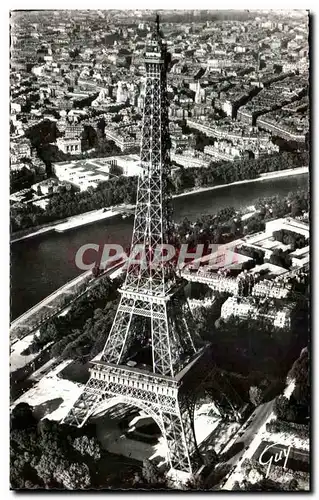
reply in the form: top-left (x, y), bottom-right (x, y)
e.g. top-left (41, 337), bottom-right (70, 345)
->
top-left (72, 435), bottom-right (101, 460)
top-left (291, 199), bottom-right (302, 217)
top-left (24, 480), bottom-right (41, 489)
top-left (11, 403), bottom-right (37, 430)
top-left (274, 395), bottom-right (290, 420)
top-left (186, 474), bottom-right (206, 490)
top-left (270, 249), bottom-right (291, 269)
top-left (55, 462), bottom-right (91, 490)
top-left (245, 216), bottom-right (265, 234)
top-left (232, 481), bottom-right (243, 490)
top-left (112, 114), bottom-right (122, 123)
top-left (10, 409), bottom-right (102, 490)
top-left (33, 450), bottom-right (64, 486)
top-left (288, 478), bottom-right (299, 490)
top-left (142, 459), bottom-right (159, 484)
top-left (249, 386), bottom-right (263, 407)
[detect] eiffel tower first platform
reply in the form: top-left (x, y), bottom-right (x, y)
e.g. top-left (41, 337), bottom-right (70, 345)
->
top-left (62, 17), bottom-right (213, 476)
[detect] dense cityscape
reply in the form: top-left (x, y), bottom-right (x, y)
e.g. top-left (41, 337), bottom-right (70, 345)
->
top-left (10, 10), bottom-right (309, 491)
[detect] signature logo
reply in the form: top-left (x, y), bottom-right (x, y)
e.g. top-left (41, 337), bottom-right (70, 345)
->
top-left (258, 442), bottom-right (291, 478)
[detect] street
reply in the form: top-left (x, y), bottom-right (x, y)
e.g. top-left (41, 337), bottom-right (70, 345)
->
top-left (204, 400), bottom-right (274, 488)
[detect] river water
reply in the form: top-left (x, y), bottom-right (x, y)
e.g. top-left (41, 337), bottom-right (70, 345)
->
top-left (10, 174), bottom-right (308, 321)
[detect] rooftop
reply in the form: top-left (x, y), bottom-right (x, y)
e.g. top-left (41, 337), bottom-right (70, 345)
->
top-left (289, 245), bottom-right (309, 258)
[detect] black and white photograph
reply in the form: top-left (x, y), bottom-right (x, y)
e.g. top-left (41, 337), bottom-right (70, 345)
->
top-left (9, 8), bottom-right (310, 491)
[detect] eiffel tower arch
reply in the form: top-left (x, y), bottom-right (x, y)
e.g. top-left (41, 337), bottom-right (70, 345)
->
top-left (62, 16), bottom-right (215, 476)
top-left (63, 361), bottom-right (204, 473)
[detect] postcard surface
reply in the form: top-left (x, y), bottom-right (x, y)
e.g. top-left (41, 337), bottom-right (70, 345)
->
top-left (10, 9), bottom-right (309, 491)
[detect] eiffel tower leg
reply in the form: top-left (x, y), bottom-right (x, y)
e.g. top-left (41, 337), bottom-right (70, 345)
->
top-left (101, 295), bottom-right (137, 364)
top-left (62, 378), bottom-right (113, 427)
top-left (169, 296), bottom-right (197, 355)
top-left (179, 393), bottom-right (203, 469)
top-left (161, 401), bottom-right (199, 474)
top-left (151, 302), bottom-right (174, 377)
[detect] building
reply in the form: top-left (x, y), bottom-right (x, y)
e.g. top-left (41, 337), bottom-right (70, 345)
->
top-left (56, 136), bottom-right (82, 155)
top-left (64, 124), bottom-right (83, 140)
top-left (53, 158), bottom-right (110, 191)
top-left (104, 125), bottom-right (141, 152)
top-left (250, 262), bottom-right (287, 279)
top-left (171, 152), bottom-right (210, 169)
top-left (204, 143), bottom-right (241, 162)
top-left (256, 108), bottom-right (308, 143)
top-left (169, 104), bottom-right (190, 119)
top-left (221, 296), bottom-right (291, 328)
top-left (11, 102), bottom-right (22, 114)
top-left (237, 73), bottom-right (308, 127)
top-left (10, 188), bottom-right (32, 204)
top-left (100, 154), bottom-right (143, 177)
top-left (194, 82), bottom-right (205, 104)
top-left (252, 279), bottom-right (290, 300)
top-left (31, 178), bottom-right (68, 195)
top-left (265, 218), bottom-right (309, 240)
top-left (116, 81), bottom-right (129, 104)
top-left (238, 218), bottom-right (309, 262)
top-left (237, 108), bottom-right (255, 126)
top-left (170, 134), bottom-right (189, 152)
top-left (53, 154), bottom-right (143, 191)
top-left (207, 58), bottom-right (232, 70)
top-left (92, 89), bottom-right (112, 108)
top-left (10, 138), bottom-right (32, 161)
top-left (218, 84), bottom-right (257, 119)
top-left (30, 149), bottom-right (46, 173)
top-left (221, 296), bottom-right (254, 321)
top-left (289, 245), bottom-right (310, 268)
top-left (189, 271), bottom-right (240, 295)
top-left (185, 119), bottom-right (278, 161)
top-left (191, 103), bottom-right (212, 117)
top-left (32, 198), bottom-right (50, 210)
top-left (239, 231), bottom-right (292, 260)
top-left (186, 118), bottom-right (216, 137)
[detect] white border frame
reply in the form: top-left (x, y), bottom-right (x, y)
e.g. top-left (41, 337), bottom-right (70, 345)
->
top-left (3, 2), bottom-right (317, 498)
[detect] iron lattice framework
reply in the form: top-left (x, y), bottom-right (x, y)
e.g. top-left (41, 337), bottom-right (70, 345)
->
top-left (63, 19), bottom-right (208, 475)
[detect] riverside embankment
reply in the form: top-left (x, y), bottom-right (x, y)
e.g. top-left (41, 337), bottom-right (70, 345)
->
top-left (11, 166), bottom-right (307, 244)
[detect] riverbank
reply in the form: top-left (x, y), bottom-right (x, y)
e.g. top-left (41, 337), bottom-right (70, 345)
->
top-left (174, 166), bottom-right (308, 199)
top-left (11, 204), bottom-right (135, 244)
top-left (11, 261), bottom-right (123, 348)
top-left (54, 204), bottom-right (135, 233)
top-left (11, 166), bottom-right (308, 244)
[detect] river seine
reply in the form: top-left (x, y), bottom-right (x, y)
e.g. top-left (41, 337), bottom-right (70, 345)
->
top-left (10, 174), bottom-right (308, 320)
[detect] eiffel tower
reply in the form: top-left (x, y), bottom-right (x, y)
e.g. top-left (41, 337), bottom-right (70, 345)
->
top-left (62, 16), bottom-right (211, 475)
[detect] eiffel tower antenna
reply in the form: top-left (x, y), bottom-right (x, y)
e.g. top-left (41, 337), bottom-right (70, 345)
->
top-left (62, 22), bottom-right (212, 477)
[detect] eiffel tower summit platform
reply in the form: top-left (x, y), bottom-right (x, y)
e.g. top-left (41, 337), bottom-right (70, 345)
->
top-left (62, 15), bottom-right (231, 477)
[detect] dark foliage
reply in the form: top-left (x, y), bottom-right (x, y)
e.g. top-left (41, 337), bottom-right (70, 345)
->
top-left (266, 420), bottom-right (309, 440)
top-left (272, 229), bottom-right (308, 251)
top-left (273, 348), bottom-right (310, 424)
top-left (28, 276), bottom-right (122, 362)
top-left (10, 403), bottom-right (162, 490)
top-left (170, 151), bottom-right (308, 194)
top-left (11, 174), bottom-right (138, 232)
